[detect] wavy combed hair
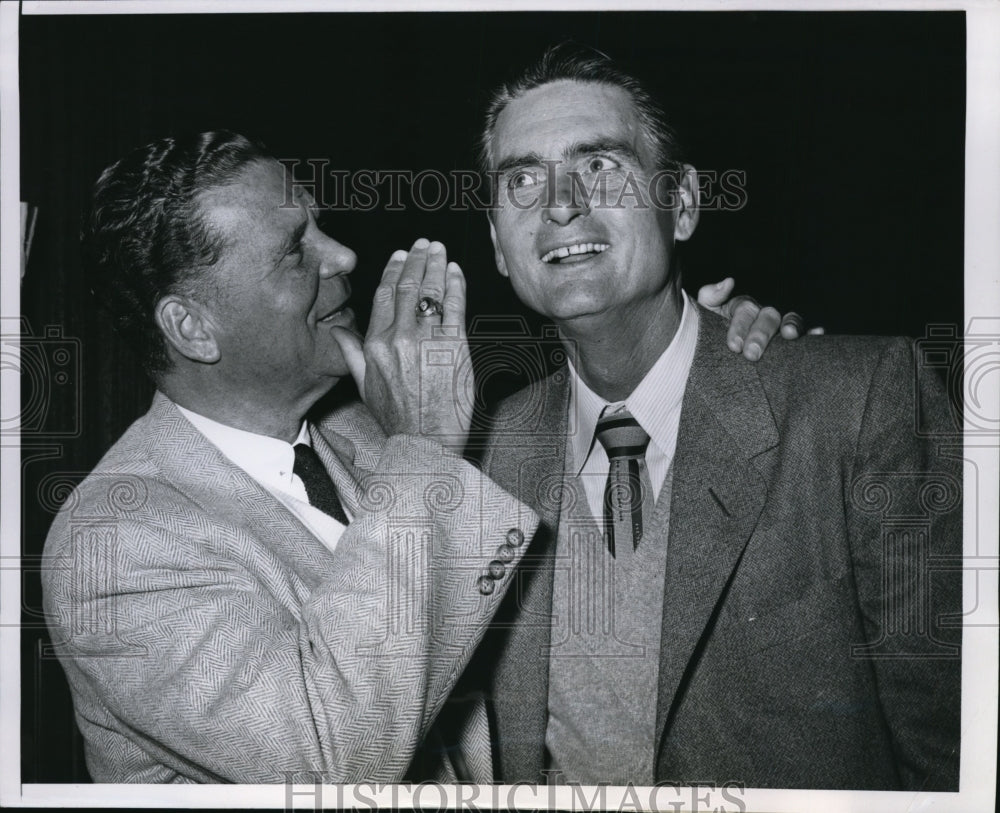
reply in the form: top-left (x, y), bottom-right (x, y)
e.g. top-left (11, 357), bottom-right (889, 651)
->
top-left (82, 130), bottom-right (269, 378)
top-left (478, 42), bottom-right (686, 179)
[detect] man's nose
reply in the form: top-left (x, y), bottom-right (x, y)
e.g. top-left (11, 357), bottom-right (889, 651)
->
top-left (316, 233), bottom-right (357, 278)
top-left (541, 171), bottom-right (590, 226)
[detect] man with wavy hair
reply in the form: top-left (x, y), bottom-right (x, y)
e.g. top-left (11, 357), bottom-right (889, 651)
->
top-left (474, 45), bottom-right (961, 790)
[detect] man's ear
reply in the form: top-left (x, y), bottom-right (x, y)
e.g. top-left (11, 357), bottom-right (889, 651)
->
top-left (155, 294), bottom-right (220, 364)
top-left (673, 163), bottom-right (700, 242)
top-left (487, 212), bottom-right (509, 278)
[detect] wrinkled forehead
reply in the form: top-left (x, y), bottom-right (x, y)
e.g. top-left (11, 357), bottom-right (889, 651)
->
top-left (491, 80), bottom-right (646, 165)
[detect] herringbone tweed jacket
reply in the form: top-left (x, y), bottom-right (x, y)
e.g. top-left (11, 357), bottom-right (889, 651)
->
top-left (42, 392), bottom-right (538, 783)
top-left (475, 307), bottom-right (962, 790)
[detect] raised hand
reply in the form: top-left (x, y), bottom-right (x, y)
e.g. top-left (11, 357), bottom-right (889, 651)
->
top-left (332, 238), bottom-right (473, 452)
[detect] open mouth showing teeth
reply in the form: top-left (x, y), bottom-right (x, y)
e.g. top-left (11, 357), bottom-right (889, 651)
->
top-left (540, 243), bottom-right (610, 264)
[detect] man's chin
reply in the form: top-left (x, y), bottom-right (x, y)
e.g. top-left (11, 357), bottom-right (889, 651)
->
top-left (321, 361), bottom-right (354, 387)
top-left (542, 295), bottom-right (609, 324)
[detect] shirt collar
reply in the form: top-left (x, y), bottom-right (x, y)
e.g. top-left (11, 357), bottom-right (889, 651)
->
top-left (174, 404), bottom-right (310, 496)
top-left (567, 289), bottom-right (699, 474)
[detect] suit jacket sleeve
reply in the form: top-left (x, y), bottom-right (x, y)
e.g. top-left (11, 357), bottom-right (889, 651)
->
top-left (43, 433), bottom-right (538, 783)
top-left (846, 339), bottom-right (962, 790)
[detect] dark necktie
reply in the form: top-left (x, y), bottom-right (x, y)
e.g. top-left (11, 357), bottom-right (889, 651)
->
top-left (293, 443), bottom-right (349, 525)
top-left (595, 409), bottom-right (654, 557)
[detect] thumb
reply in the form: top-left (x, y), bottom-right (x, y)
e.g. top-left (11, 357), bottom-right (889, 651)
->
top-left (330, 327), bottom-right (367, 400)
top-left (696, 277), bottom-right (735, 311)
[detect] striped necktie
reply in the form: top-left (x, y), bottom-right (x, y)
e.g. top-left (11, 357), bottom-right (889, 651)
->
top-left (595, 409), bottom-right (654, 557)
top-left (293, 443), bottom-right (349, 525)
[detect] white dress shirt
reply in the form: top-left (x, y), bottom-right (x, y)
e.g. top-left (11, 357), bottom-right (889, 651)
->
top-left (176, 405), bottom-right (349, 554)
top-left (567, 290), bottom-right (700, 526)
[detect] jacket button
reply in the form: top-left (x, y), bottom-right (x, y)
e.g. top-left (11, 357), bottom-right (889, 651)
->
top-left (487, 559), bottom-right (506, 580)
top-left (495, 543), bottom-right (516, 563)
top-left (477, 575), bottom-right (495, 595)
top-left (506, 528), bottom-right (525, 547)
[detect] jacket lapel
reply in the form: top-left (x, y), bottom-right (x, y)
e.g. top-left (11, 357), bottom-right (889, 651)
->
top-left (310, 398), bottom-right (387, 518)
top-left (654, 309), bottom-right (778, 753)
top-left (486, 371), bottom-right (569, 782)
top-left (143, 393), bottom-right (364, 594)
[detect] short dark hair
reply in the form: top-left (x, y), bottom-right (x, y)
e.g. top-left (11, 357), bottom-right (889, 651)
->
top-left (479, 42), bottom-right (685, 176)
top-left (81, 130), bottom-right (269, 378)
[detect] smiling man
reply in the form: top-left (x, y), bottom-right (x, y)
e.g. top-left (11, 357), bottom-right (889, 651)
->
top-left (41, 131), bottom-right (540, 783)
top-left (476, 45), bottom-right (962, 790)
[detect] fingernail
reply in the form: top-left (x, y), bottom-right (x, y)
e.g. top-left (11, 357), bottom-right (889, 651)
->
top-left (429, 241), bottom-right (444, 253)
top-left (413, 238), bottom-right (430, 250)
top-left (746, 344), bottom-right (761, 361)
top-left (391, 249), bottom-right (408, 262)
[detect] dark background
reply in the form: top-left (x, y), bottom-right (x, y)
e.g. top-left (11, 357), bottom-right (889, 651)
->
top-left (18, 10), bottom-right (965, 782)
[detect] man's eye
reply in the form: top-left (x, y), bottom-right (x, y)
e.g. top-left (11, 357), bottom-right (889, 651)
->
top-left (508, 170), bottom-right (538, 189)
top-left (586, 156), bottom-right (619, 173)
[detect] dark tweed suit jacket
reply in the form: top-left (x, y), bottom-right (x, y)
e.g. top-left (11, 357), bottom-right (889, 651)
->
top-left (42, 392), bottom-right (538, 783)
top-left (478, 307), bottom-right (962, 790)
